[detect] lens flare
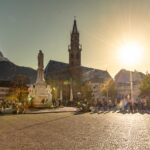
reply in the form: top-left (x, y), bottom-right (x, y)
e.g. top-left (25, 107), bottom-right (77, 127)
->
top-left (118, 41), bottom-right (143, 67)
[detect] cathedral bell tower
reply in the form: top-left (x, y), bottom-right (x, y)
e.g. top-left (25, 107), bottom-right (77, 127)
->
top-left (68, 19), bottom-right (82, 79)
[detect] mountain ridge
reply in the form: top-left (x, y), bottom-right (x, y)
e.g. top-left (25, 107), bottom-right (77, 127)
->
top-left (0, 52), bottom-right (37, 84)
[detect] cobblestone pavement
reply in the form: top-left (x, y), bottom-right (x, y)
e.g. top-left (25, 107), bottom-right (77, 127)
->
top-left (0, 112), bottom-right (150, 150)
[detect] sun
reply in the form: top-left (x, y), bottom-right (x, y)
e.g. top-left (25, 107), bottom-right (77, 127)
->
top-left (118, 41), bottom-right (143, 67)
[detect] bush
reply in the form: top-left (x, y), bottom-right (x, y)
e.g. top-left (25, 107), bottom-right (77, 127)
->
top-left (77, 99), bottom-right (90, 112)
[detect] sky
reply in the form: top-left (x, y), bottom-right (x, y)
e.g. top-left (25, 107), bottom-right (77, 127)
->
top-left (0, 0), bottom-right (150, 77)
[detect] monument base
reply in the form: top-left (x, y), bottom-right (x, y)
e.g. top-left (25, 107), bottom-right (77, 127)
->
top-left (28, 50), bottom-right (52, 108)
top-left (29, 82), bottom-right (52, 108)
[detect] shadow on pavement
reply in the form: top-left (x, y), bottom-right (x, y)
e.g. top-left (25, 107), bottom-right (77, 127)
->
top-left (18, 113), bottom-right (75, 130)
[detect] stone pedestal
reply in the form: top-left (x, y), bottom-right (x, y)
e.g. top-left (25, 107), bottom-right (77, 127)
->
top-left (33, 83), bottom-right (48, 107)
top-left (28, 50), bottom-right (52, 108)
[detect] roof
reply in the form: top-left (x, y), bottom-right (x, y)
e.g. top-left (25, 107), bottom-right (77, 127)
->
top-left (45, 60), bottom-right (111, 82)
top-left (45, 60), bottom-right (70, 80)
top-left (115, 69), bottom-right (145, 84)
top-left (81, 66), bottom-right (111, 81)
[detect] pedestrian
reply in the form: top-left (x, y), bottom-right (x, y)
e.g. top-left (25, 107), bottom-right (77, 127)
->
top-left (128, 99), bottom-right (132, 113)
top-left (123, 98), bottom-right (128, 112)
top-left (141, 98), bottom-right (145, 112)
top-left (103, 99), bottom-right (107, 111)
top-left (108, 99), bottom-right (112, 110)
top-left (143, 98), bottom-right (147, 112)
top-left (98, 100), bottom-right (102, 110)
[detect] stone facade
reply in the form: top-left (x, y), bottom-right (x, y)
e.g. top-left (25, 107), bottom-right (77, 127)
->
top-left (115, 69), bottom-right (145, 100)
top-left (68, 19), bottom-right (82, 80)
top-left (44, 19), bottom-right (111, 103)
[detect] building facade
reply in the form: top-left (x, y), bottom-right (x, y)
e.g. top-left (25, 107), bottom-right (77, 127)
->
top-left (115, 69), bottom-right (145, 100)
top-left (68, 19), bottom-right (82, 80)
top-left (45, 19), bottom-right (111, 103)
top-left (0, 80), bottom-right (11, 103)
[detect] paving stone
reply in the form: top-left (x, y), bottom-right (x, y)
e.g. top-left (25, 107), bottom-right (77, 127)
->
top-left (0, 112), bottom-right (150, 150)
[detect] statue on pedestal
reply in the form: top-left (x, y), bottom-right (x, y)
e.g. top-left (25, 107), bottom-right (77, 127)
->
top-left (36, 50), bottom-right (45, 84)
top-left (38, 50), bottom-right (44, 69)
top-left (28, 50), bottom-right (52, 107)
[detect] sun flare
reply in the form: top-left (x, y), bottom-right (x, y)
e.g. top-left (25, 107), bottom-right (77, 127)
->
top-left (118, 41), bottom-right (143, 67)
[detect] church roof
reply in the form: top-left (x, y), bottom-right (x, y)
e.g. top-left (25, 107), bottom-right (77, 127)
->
top-left (45, 60), bottom-right (111, 82)
top-left (45, 60), bottom-right (70, 80)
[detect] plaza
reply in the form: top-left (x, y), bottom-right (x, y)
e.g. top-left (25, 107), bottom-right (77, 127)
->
top-left (0, 112), bottom-right (150, 150)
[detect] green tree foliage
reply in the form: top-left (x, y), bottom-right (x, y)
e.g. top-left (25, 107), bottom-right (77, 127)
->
top-left (100, 79), bottom-right (116, 100)
top-left (140, 74), bottom-right (150, 97)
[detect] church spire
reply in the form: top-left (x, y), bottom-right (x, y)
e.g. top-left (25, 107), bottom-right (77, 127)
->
top-left (72, 17), bottom-right (78, 33)
top-left (68, 18), bottom-right (82, 67)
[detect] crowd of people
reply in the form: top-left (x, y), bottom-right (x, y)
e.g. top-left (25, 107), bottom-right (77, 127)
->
top-left (92, 97), bottom-right (150, 113)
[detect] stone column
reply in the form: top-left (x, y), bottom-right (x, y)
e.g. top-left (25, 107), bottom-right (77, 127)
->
top-left (36, 50), bottom-right (45, 84)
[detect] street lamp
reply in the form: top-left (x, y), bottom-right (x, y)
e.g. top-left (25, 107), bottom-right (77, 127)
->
top-left (118, 40), bottom-right (143, 108)
top-left (130, 71), bottom-right (133, 106)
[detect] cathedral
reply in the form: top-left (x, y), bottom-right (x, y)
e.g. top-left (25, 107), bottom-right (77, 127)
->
top-left (45, 19), bottom-right (111, 102)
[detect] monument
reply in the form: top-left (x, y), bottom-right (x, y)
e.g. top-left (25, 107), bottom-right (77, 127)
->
top-left (28, 50), bottom-right (52, 107)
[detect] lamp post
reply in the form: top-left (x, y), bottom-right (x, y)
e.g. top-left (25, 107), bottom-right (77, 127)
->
top-left (130, 71), bottom-right (134, 107)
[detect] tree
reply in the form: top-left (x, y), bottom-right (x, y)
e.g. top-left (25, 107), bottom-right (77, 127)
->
top-left (140, 74), bottom-right (150, 97)
top-left (76, 82), bottom-right (93, 112)
top-left (6, 75), bottom-right (29, 113)
top-left (100, 79), bottom-right (116, 100)
top-left (81, 82), bottom-right (92, 101)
